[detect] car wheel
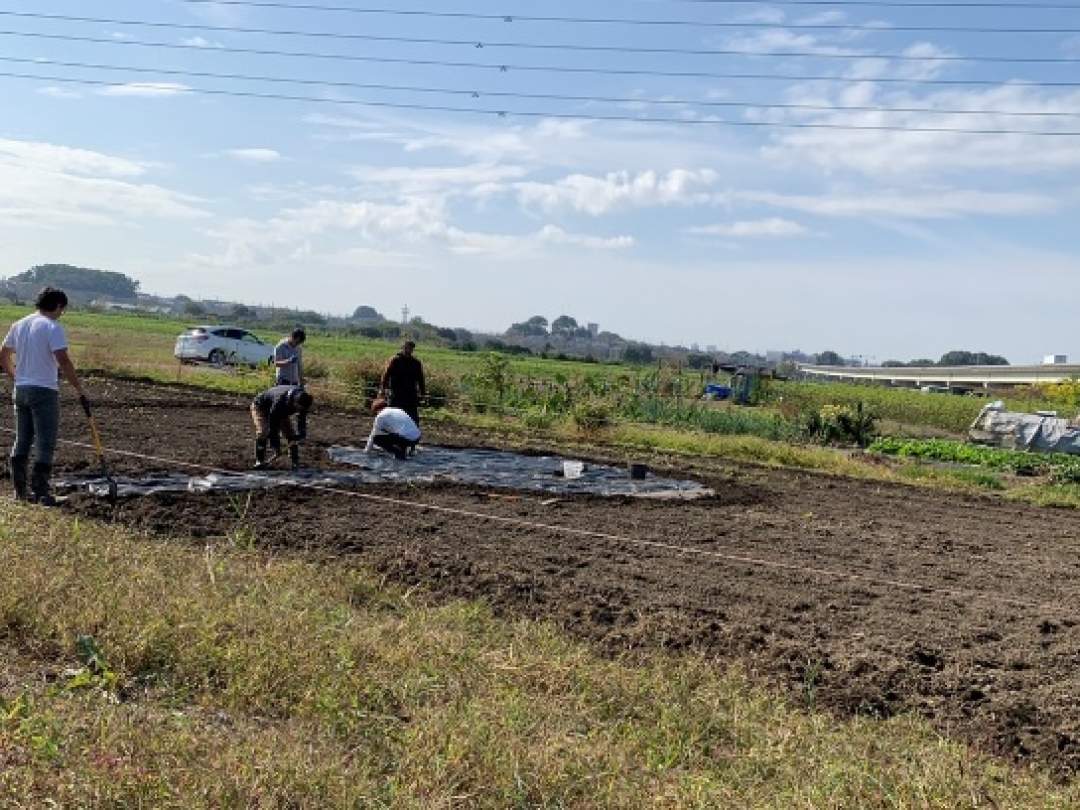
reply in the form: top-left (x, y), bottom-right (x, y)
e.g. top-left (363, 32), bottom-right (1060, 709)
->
top-left (208, 349), bottom-right (226, 366)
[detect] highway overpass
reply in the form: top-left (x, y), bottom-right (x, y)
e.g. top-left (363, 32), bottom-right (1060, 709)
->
top-left (797, 363), bottom-right (1080, 388)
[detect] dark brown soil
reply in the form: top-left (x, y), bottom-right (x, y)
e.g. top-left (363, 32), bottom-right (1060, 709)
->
top-left (19, 376), bottom-right (1080, 777)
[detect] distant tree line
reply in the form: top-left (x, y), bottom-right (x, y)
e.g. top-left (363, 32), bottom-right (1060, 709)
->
top-left (6, 264), bottom-right (140, 300)
top-left (881, 350), bottom-right (1010, 367)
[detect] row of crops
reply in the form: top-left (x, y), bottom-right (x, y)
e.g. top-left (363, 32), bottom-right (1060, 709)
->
top-left (869, 437), bottom-right (1080, 483)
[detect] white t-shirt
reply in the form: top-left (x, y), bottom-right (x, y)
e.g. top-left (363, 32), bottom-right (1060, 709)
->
top-left (365, 407), bottom-right (421, 450)
top-left (2, 313), bottom-right (68, 390)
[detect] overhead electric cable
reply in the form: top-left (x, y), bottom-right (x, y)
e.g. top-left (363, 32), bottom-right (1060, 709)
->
top-left (168, 1), bottom-right (1080, 34)
top-left (9, 71), bottom-right (1080, 135)
top-left (655, 0), bottom-right (1080, 8)
top-left (4, 10), bottom-right (1080, 63)
top-left (9, 56), bottom-right (1080, 118)
top-left (6, 30), bottom-right (1080, 88)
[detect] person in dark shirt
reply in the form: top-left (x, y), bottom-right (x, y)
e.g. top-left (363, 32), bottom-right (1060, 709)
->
top-left (379, 340), bottom-right (426, 424)
top-left (250, 385), bottom-right (313, 470)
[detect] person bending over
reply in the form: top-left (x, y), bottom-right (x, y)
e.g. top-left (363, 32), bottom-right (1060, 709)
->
top-left (365, 398), bottom-right (421, 460)
top-left (0, 286), bottom-right (89, 505)
top-left (251, 384), bottom-right (313, 470)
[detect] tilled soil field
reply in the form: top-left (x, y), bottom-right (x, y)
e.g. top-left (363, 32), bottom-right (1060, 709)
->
top-left (13, 377), bottom-right (1080, 777)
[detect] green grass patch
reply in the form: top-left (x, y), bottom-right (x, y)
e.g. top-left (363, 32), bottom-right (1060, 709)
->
top-left (0, 505), bottom-right (1074, 807)
top-left (898, 463), bottom-right (1005, 491)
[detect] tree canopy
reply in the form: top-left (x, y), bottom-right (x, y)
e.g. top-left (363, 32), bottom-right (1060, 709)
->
top-left (938, 350), bottom-right (1009, 367)
top-left (12, 264), bottom-right (139, 300)
top-left (815, 350), bottom-right (845, 366)
top-left (351, 305), bottom-right (383, 321)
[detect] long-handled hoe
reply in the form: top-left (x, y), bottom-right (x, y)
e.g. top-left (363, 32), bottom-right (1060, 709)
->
top-left (82, 397), bottom-right (119, 503)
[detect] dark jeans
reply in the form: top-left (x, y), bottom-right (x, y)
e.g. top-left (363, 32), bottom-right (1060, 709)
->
top-left (372, 433), bottom-right (417, 460)
top-left (12, 386), bottom-right (60, 465)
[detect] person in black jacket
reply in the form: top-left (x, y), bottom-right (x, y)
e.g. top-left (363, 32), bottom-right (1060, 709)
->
top-left (250, 385), bottom-right (313, 470)
top-left (379, 340), bottom-right (426, 424)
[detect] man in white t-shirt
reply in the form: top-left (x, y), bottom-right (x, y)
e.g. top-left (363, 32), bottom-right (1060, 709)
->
top-left (364, 398), bottom-right (421, 460)
top-left (0, 287), bottom-right (89, 505)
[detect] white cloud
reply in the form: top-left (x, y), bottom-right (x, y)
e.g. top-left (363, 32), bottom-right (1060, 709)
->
top-left (226, 148), bottom-right (283, 163)
top-left (0, 138), bottom-right (206, 227)
top-left (741, 189), bottom-right (1057, 219)
top-left (687, 218), bottom-right (810, 238)
top-left (717, 28), bottom-right (857, 57)
top-left (37, 86), bottom-right (81, 100)
top-left (0, 139), bottom-right (146, 178)
top-left (98, 82), bottom-right (191, 98)
top-left (181, 36), bottom-right (222, 48)
top-left (193, 191), bottom-right (634, 268)
top-left (536, 225), bottom-right (635, 250)
top-left (350, 163), bottom-right (528, 195)
top-left (761, 84), bottom-right (1080, 175)
top-left (516, 169), bottom-right (719, 216)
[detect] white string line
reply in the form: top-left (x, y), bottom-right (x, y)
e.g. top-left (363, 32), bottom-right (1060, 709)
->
top-left (0, 424), bottom-right (1060, 615)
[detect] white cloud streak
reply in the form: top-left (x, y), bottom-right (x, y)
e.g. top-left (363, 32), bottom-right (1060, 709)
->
top-left (516, 169), bottom-right (719, 216)
top-left (687, 218), bottom-right (810, 237)
top-left (226, 148), bottom-right (283, 164)
top-left (98, 82), bottom-right (191, 98)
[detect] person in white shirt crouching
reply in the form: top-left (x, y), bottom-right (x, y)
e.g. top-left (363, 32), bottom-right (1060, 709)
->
top-left (365, 398), bottom-right (421, 460)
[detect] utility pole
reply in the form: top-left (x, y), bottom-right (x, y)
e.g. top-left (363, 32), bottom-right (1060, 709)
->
top-left (401, 305), bottom-right (410, 325)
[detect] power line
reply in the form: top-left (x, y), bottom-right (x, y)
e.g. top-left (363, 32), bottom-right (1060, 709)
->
top-left (169, 1), bottom-right (1080, 34)
top-left (657, 0), bottom-right (1080, 7)
top-left (6, 30), bottom-right (1080, 88)
top-left (10, 71), bottom-right (1080, 135)
top-left (8, 56), bottom-right (1080, 118)
top-left (5, 10), bottom-right (1080, 63)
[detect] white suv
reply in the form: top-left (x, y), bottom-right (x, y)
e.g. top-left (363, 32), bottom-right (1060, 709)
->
top-left (174, 325), bottom-right (274, 368)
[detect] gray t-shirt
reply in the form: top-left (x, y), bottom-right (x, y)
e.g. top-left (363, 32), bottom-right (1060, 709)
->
top-left (274, 339), bottom-right (302, 386)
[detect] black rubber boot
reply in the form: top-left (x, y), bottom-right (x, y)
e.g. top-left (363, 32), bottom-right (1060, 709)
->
top-left (288, 444), bottom-right (300, 472)
top-left (30, 463), bottom-right (57, 507)
top-left (254, 439), bottom-right (268, 470)
top-left (9, 456), bottom-right (28, 501)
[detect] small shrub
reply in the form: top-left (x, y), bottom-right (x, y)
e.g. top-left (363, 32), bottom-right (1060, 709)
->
top-left (572, 399), bottom-right (612, 433)
top-left (522, 406), bottom-right (557, 431)
top-left (303, 356), bottom-right (330, 381)
top-left (338, 359), bottom-right (384, 408)
top-left (805, 402), bottom-right (877, 447)
top-left (424, 373), bottom-right (454, 409)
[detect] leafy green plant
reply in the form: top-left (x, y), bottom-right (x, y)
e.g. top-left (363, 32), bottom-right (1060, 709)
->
top-left (572, 399), bottom-right (613, 433)
top-left (866, 438), bottom-right (1080, 482)
top-left (804, 402), bottom-right (877, 447)
top-left (67, 634), bottom-right (120, 694)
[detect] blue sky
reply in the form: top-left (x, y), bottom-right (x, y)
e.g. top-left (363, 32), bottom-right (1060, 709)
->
top-left (2, 0), bottom-right (1079, 362)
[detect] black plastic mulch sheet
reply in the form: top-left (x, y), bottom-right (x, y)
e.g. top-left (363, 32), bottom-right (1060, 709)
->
top-left (54, 445), bottom-right (713, 500)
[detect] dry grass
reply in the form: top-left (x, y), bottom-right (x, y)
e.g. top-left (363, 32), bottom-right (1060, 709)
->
top-left (1, 504), bottom-right (1076, 808)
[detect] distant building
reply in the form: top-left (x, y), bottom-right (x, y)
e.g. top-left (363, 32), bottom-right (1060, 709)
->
top-left (587, 322), bottom-right (599, 337)
top-left (765, 350), bottom-right (784, 363)
top-left (1044, 354), bottom-right (1069, 365)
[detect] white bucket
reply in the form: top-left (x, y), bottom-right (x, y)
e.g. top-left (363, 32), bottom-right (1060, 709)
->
top-left (562, 460), bottom-right (584, 479)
